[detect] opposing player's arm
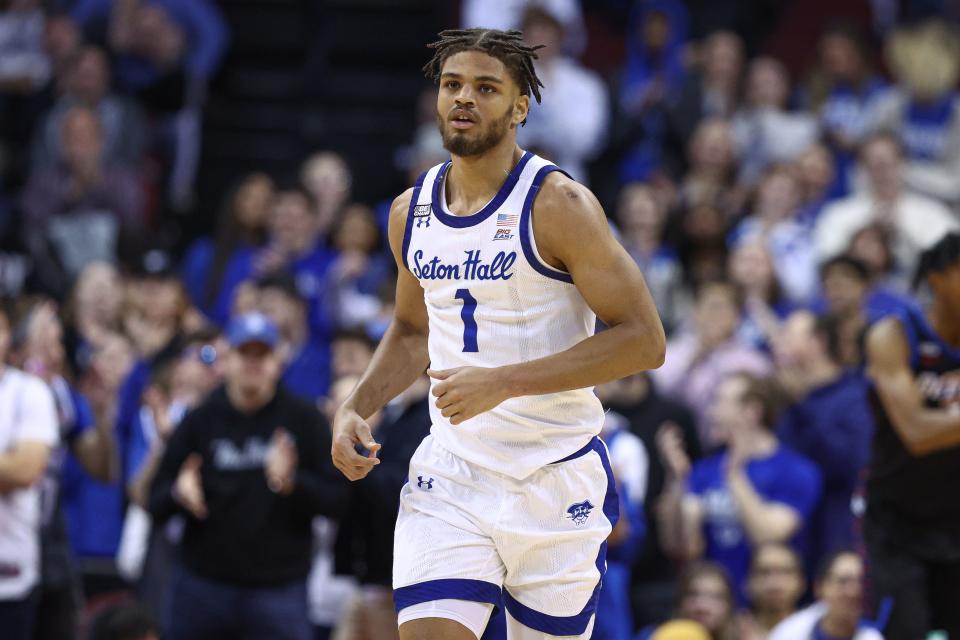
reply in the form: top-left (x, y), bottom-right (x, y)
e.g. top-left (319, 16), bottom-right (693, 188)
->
top-left (500, 173), bottom-right (666, 395)
top-left (866, 317), bottom-right (960, 456)
top-left (333, 189), bottom-right (431, 480)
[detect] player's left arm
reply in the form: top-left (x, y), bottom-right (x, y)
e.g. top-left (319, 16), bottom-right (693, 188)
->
top-left (430, 173), bottom-right (666, 424)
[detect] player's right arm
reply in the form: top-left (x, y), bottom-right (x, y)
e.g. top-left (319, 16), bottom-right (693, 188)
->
top-left (866, 317), bottom-right (960, 456)
top-left (331, 189), bottom-right (430, 481)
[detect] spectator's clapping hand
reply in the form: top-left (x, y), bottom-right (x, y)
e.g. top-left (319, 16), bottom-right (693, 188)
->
top-left (265, 428), bottom-right (297, 495)
top-left (174, 453), bottom-right (207, 519)
top-left (656, 421), bottom-right (691, 480)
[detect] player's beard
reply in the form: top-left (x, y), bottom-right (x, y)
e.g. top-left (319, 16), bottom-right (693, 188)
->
top-left (437, 105), bottom-right (514, 157)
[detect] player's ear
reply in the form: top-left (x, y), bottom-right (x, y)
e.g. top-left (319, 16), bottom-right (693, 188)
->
top-left (512, 94), bottom-right (530, 128)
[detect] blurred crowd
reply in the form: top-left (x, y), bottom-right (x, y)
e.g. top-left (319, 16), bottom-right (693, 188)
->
top-left (1, 0), bottom-right (960, 639)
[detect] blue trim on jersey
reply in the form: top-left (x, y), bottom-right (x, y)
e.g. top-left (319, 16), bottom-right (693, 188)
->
top-left (401, 170), bottom-right (429, 271)
top-left (518, 165), bottom-right (575, 284)
top-left (503, 438), bottom-right (619, 636)
top-left (906, 304), bottom-right (960, 361)
top-left (455, 288), bottom-right (480, 352)
top-left (431, 152), bottom-right (534, 228)
top-left (551, 436), bottom-right (600, 464)
top-left (394, 578), bottom-right (502, 613)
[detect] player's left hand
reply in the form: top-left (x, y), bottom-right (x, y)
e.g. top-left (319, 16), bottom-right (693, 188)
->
top-left (427, 367), bottom-right (511, 425)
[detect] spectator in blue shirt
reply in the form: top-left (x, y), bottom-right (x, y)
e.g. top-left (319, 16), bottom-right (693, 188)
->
top-left (70, 0), bottom-right (228, 91)
top-left (181, 172), bottom-right (272, 318)
top-left (595, 411), bottom-right (648, 640)
top-left (255, 271), bottom-right (330, 402)
top-left (213, 186), bottom-right (338, 349)
top-left (775, 310), bottom-right (874, 567)
top-left (657, 372), bottom-right (822, 604)
top-left (803, 21), bottom-right (888, 194)
top-left (115, 252), bottom-right (190, 490)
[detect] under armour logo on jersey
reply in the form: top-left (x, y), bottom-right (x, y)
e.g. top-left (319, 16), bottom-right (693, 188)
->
top-left (567, 500), bottom-right (594, 525)
top-left (414, 204), bottom-right (431, 228)
top-left (417, 476), bottom-right (435, 490)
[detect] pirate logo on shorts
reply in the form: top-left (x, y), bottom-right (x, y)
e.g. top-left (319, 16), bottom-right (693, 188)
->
top-left (566, 500), bottom-right (594, 526)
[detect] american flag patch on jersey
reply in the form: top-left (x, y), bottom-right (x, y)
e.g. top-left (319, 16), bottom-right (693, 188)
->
top-left (497, 213), bottom-right (519, 226)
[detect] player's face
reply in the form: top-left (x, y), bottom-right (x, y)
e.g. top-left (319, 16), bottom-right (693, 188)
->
top-left (436, 51), bottom-right (528, 158)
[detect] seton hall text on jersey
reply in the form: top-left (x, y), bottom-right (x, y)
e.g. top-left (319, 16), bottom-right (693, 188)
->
top-left (411, 249), bottom-right (517, 281)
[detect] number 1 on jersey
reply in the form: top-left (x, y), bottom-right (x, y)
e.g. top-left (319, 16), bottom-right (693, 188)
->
top-left (455, 288), bottom-right (479, 352)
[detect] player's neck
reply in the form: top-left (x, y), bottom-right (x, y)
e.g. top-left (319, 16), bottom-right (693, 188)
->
top-left (929, 299), bottom-right (960, 348)
top-left (446, 142), bottom-right (524, 215)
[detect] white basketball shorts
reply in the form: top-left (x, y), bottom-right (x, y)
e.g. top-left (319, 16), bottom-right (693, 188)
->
top-left (393, 434), bottom-right (619, 637)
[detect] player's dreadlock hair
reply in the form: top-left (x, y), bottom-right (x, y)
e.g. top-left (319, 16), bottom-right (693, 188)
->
top-left (423, 29), bottom-right (545, 124)
top-left (913, 232), bottom-right (960, 290)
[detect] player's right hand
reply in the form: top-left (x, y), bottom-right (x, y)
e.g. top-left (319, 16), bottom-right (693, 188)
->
top-left (331, 407), bottom-right (381, 481)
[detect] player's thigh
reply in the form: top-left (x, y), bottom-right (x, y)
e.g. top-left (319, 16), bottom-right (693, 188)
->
top-left (399, 600), bottom-right (495, 640)
top-left (399, 617), bottom-right (478, 640)
top-left (394, 436), bottom-right (505, 631)
top-left (504, 610), bottom-right (595, 640)
top-left (498, 439), bottom-right (617, 638)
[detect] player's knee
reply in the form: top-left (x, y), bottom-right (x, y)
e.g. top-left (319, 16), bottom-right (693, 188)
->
top-left (399, 617), bottom-right (478, 640)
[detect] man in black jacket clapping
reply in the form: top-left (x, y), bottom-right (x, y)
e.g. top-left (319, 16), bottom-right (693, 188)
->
top-left (149, 312), bottom-right (348, 640)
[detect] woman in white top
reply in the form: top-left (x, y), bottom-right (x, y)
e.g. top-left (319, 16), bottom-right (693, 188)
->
top-left (770, 551), bottom-right (884, 640)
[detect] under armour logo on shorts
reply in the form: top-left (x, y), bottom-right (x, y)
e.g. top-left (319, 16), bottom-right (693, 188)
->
top-left (566, 500), bottom-right (594, 525)
top-left (417, 476), bottom-right (435, 490)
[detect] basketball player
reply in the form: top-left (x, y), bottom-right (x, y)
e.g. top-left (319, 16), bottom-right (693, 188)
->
top-left (331, 28), bottom-right (665, 640)
top-left (864, 232), bottom-right (960, 639)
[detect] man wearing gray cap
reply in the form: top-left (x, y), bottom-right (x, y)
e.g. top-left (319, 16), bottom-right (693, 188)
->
top-left (149, 312), bottom-right (348, 640)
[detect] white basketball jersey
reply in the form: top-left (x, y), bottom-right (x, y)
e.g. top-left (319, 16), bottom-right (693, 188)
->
top-left (402, 151), bottom-right (605, 480)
